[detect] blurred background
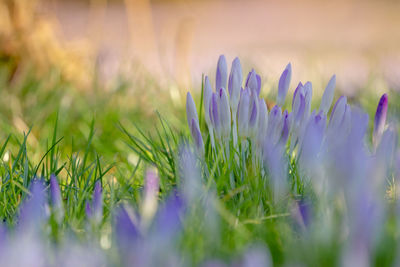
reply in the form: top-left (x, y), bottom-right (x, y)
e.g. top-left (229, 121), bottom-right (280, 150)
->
top-left (1, 0), bottom-right (400, 161)
top-left (2, 0), bottom-right (400, 94)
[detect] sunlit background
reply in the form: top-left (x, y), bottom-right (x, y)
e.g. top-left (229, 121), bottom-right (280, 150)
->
top-left (2, 0), bottom-right (400, 96)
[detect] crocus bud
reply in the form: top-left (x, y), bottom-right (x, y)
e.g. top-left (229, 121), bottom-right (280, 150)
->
top-left (319, 75), bottom-right (336, 114)
top-left (248, 94), bottom-right (259, 137)
top-left (246, 69), bottom-right (261, 96)
top-left (292, 82), bottom-right (303, 108)
top-left (190, 118), bottom-right (205, 155)
top-left (257, 99), bottom-right (269, 146)
top-left (329, 96), bottom-right (347, 130)
top-left (276, 63), bottom-right (292, 106)
top-left (228, 57), bottom-right (243, 113)
top-left (210, 92), bottom-right (221, 137)
top-left (92, 181), bottom-right (103, 224)
top-left (50, 174), bottom-right (62, 210)
top-left (115, 205), bottom-right (141, 256)
top-left (237, 89), bottom-right (251, 137)
top-left (203, 76), bottom-right (213, 126)
top-left (373, 93), bottom-right (388, 146)
top-left (280, 110), bottom-right (291, 145)
top-left (303, 81), bottom-right (312, 118)
top-left (216, 55), bottom-right (227, 91)
top-left (218, 87), bottom-right (231, 140)
top-left (50, 174), bottom-right (63, 222)
top-left (142, 169), bottom-right (159, 223)
top-left (19, 180), bottom-right (46, 230)
top-left (186, 92), bottom-right (199, 129)
top-left (266, 105), bottom-right (283, 145)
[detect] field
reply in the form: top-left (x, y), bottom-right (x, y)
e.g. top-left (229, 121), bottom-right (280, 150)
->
top-left (1, 0), bottom-right (400, 266)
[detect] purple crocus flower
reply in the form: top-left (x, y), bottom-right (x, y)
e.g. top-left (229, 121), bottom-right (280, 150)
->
top-left (153, 192), bottom-right (184, 240)
top-left (19, 180), bottom-right (47, 230)
top-left (319, 75), bottom-right (336, 115)
top-left (303, 81), bottom-right (312, 118)
top-left (237, 89), bottom-right (251, 137)
top-left (245, 69), bottom-right (261, 96)
top-left (279, 110), bottom-right (291, 145)
top-left (292, 81), bottom-right (303, 108)
top-left (329, 95), bottom-right (347, 130)
top-left (373, 93), bottom-right (388, 147)
top-left (299, 111), bottom-right (326, 173)
top-left (186, 92), bottom-right (199, 129)
top-left (115, 205), bottom-right (141, 259)
top-left (203, 76), bottom-right (213, 127)
top-left (190, 118), bottom-right (204, 155)
top-left (257, 99), bottom-right (269, 147)
top-left (218, 87), bottom-right (231, 139)
top-left (248, 95), bottom-right (259, 137)
top-left (142, 169), bottom-right (160, 223)
top-left (50, 174), bottom-right (62, 210)
top-left (228, 57), bottom-right (243, 113)
top-left (266, 105), bottom-right (283, 145)
top-left (216, 55), bottom-right (227, 91)
top-left (276, 63), bottom-right (292, 106)
top-left (92, 181), bottom-right (103, 223)
top-left (87, 181), bottom-right (103, 224)
top-left (50, 174), bottom-right (64, 222)
top-left (210, 92), bottom-right (221, 137)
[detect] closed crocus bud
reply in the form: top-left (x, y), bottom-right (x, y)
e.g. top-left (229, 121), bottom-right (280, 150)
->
top-left (50, 174), bottom-right (63, 222)
top-left (303, 82), bottom-right (313, 118)
top-left (115, 205), bottom-right (141, 256)
top-left (329, 96), bottom-right (347, 130)
top-left (373, 93), bottom-right (388, 146)
top-left (257, 99), bottom-right (269, 144)
top-left (293, 92), bottom-right (306, 124)
top-left (216, 55), bottom-right (227, 91)
top-left (142, 169), bottom-right (159, 224)
top-left (210, 92), bottom-right (221, 136)
top-left (203, 76), bottom-right (213, 126)
top-left (92, 181), bottom-right (103, 224)
top-left (248, 94), bottom-right (259, 137)
top-left (218, 87), bottom-right (231, 139)
top-left (266, 105), bottom-right (283, 145)
top-left (228, 57), bottom-right (243, 113)
top-left (190, 118), bottom-right (205, 155)
top-left (237, 89), bottom-right (251, 137)
top-left (299, 111), bottom-right (326, 181)
top-left (319, 75), bottom-right (336, 114)
top-left (276, 63), bottom-right (292, 106)
top-left (280, 110), bottom-right (291, 145)
top-left (292, 82), bottom-right (303, 108)
top-left (246, 69), bottom-right (261, 96)
top-left (186, 92), bottom-right (199, 129)
top-left (50, 174), bottom-right (62, 211)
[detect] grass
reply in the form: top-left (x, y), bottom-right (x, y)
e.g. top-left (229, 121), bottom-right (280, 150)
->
top-left (0, 60), bottom-right (399, 266)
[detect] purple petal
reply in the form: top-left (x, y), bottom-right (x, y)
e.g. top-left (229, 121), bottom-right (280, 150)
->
top-left (190, 118), bottom-right (204, 154)
top-left (277, 63), bottom-right (292, 106)
top-left (373, 93), bottom-right (388, 145)
top-left (49, 174), bottom-right (62, 209)
top-left (319, 74), bottom-right (336, 114)
top-left (216, 55), bottom-right (227, 91)
top-left (186, 92), bottom-right (199, 129)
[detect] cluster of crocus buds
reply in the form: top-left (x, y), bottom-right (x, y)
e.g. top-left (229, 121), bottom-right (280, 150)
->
top-left (186, 55), bottom-right (397, 264)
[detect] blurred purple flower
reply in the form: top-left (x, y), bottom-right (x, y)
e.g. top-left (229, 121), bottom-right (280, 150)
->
top-left (218, 87), bottom-right (231, 140)
top-left (319, 75), bottom-right (336, 115)
top-left (216, 55), bottom-right (227, 91)
top-left (373, 93), bottom-right (388, 147)
top-left (228, 57), bottom-right (243, 113)
top-left (186, 92), bottom-right (199, 129)
top-left (245, 69), bottom-right (261, 96)
top-left (276, 63), bottom-right (292, 106)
